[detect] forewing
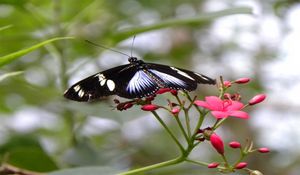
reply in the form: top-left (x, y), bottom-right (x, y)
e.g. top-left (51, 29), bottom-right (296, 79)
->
top-left (64, 64), bottom-right (130, 102)
top-left (147, 63), bottom-right (216, 91)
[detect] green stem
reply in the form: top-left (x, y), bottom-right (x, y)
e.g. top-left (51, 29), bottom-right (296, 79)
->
top-left (183, 109), bottom-right (192, 138)
top-left (221, 154), bottom-right (230, 169)
top-left (118, 156), bottom-right (184, 175)
top-left (212, 118), bottom-right (227, 130)
top-left (192, 111), bottom-right (207, 137)
top-left (185, 92), bottom-right (202, 115)
top-left (185, 159), bottom-right (209, 166)
top-left (151, 111), bottom-right (184, 153)
top-left (175, 94), bottom-right (192, 138)
top-left (174, 116), bottom-right (189, 143)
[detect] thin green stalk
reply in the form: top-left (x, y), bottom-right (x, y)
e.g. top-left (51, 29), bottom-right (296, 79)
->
top-left (118, 156), bottom-right (184, 175)
top-left (212, 118), bottom-right (227, 130)
top-left (184, 92), bottom-right (202, 115)
top-left (185, 159), bottom-right (209, 167)
top-left (183, 109), bottom-right (192, 138)
top-left (151, 111), bottom-right (184, 153)
top-left (174, 116), bottom-right (189, 143)
top-left (175, 94), bottom-right (192, 138)
top-left (192, 111), bottom-right (207, 137)
top-left (221, 154), bottom-right (230, 169)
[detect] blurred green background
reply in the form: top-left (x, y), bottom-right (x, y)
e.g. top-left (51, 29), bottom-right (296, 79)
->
top-left (0, 0), bottom-right (299, 174)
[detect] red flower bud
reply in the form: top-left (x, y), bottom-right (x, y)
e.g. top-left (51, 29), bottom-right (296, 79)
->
top-left (235, 78), bottom-right (250, 84)
top-left (170, 89), bottom-right (178, 96)
top-left (229, 141), bottom-right (241, 148)
top-left (146, 95), bottom-right (155, 101)
top-left (207, 162), bottom-right (219, 168)
top-left (123, 103), bottom-right (133, 110)
top-left (235, 162), bottom-right (248, 169)
top-left (156, 88), bottom-right (171, 94)
top-left (248, 94), bottom-right (266, 105)
top-left (141, 104), bottom-right (159, 111)
top-left (210, 133), bottom-right (224, 155)
top-left (223, 81), bottom-right (231, 88)
top-left (171, 107), bottom-right (180, 115)
top-left (258, 147), bottom-right (270, 153)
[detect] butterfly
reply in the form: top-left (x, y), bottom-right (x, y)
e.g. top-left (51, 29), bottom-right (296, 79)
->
top-left (64, 56), bottom-right (216, 102)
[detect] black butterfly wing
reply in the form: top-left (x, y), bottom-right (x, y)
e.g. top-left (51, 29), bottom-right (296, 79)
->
top-left (64, 64), bottom-right (129, 101)
top-left (64, 63), bottom-right (161, 101)
top-left (147, 63), bottom-right (216, 91)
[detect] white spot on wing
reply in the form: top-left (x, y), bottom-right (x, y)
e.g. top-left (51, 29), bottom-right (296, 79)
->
top-left (100, 79), bottom-right (106, 86)
top-left (96, 73), bottom-right (107, 86)
top-left (73, 85), bottom-right (81, 92)
top-left (171, 67), bottom-right (195, 80)
top-left (78, 89), bottom-right (85, 97)
top-left (150, 70), bottom-right (186, 86)
top-left (107, 80), bottom-right (115, 91)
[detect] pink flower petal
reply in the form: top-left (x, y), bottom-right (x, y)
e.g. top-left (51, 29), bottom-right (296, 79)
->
top-left (205, 96), bottom-right (224, 111)
top-left (211, 111), bottom-right (229, 119)
top-left (226, 101), bottom-right (244, 111)
top-left (194, 100), bottom-right (211, 109)
top-left (228, 111), bottom-right (249, 119)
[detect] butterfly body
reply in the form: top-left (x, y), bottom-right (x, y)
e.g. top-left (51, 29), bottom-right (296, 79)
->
top-left (64, 57), bottom-right (216, 102)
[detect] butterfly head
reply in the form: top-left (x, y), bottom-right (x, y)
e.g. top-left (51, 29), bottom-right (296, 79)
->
top-left (128, 57), bottom-right (138, 63)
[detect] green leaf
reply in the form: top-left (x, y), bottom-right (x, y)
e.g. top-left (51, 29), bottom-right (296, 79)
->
top-left (0, 25), bottom-right (13, 32)
top-left (112, 6), bottom-right (253, 42)
top-left (0, 135), bottom-right (58, 172)
top-left (0, 37), bottom-right (74, 68)
top-left (0, 71), bottom-right (23, 82)
top-left (49, 166), bottom-right (121, 175)
top-left (6, 147), bottom-right (58, 172)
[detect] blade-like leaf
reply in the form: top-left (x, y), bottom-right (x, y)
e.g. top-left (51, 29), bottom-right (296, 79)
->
top-left (112, 7), bottom-right (252, 42)
top-left (0, 24), bottom-right (13, 32)
top-left (0, 37), bottom-right (74, 68)
top-left (0, 71), bottom-right (23, 82)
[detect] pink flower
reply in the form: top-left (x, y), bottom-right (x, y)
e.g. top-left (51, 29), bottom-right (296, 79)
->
top-left (229, 141), bottom-right (241, 148)
top-left (207, 162), bottom-right (219, 168)
top-left (235, 78), bottom-right (250, 84)
top-left (235, 162), bottom-right (248, 169)
top-left (141, 104), bottom-right (159, 111)
top-left (223, 81), bottom-right (231, 88)
top-left (194, 96), bottom-right (249, 119)
top-left (258, 147), bottom-right (270, 153)
top-left (171, 107), bottom-right (180, 115)
top-left (249, 94), bottom-right (266, 105)
top-left (210, 133), bottom-right (224, 155)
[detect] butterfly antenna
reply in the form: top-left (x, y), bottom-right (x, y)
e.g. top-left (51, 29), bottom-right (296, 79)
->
top-left (85, 40), bottom-right (130, 57)
top-left (130, 35), bottom-right (136, 57)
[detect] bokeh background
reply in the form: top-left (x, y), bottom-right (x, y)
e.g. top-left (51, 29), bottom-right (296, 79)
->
top-left (0, 0), bottom-right (299, 174)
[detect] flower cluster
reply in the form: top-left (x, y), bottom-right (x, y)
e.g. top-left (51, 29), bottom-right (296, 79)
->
top-left (116, 77), bottom-right (269, 175)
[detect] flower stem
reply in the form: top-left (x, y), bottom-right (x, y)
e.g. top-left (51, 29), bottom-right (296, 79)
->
top-left (174, 116), bottom-right (189, 143)
top-left (185, 159), bottom-right (209, 166)
top-left (118, 156), bottom-right (184, 175)
top-left (183, 109), bottom-right (192, 138)
top-left (212, 118), bottom-right (227, 130)
top-left (151, 111), bottom-right (184, 152)
top-left (175, 94), bottom-right (192, 138)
